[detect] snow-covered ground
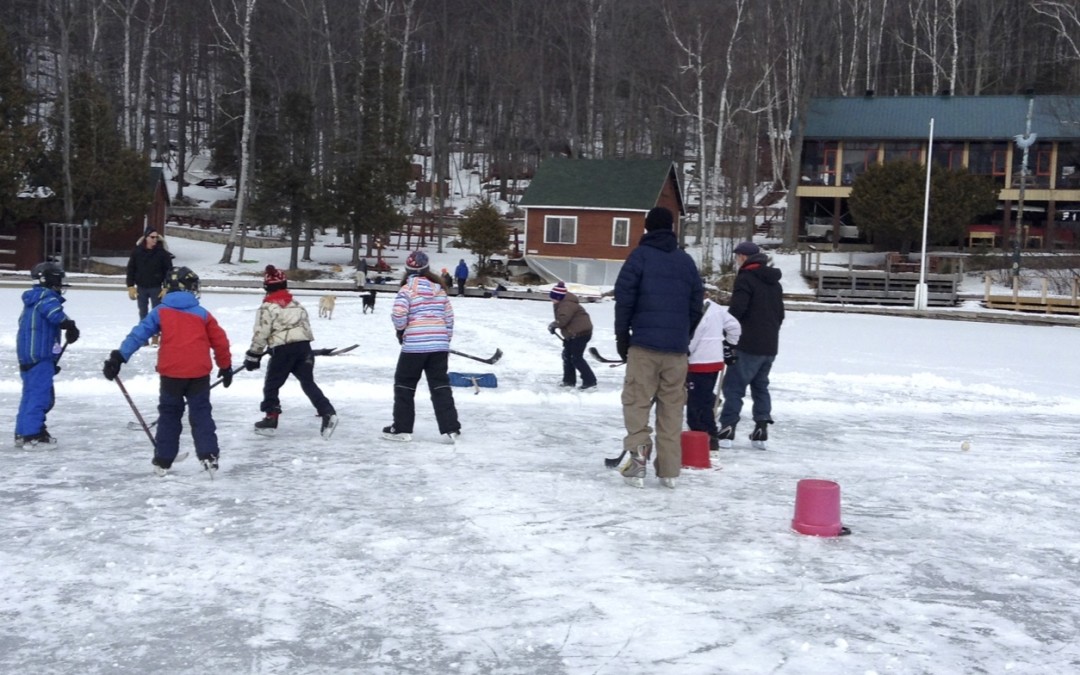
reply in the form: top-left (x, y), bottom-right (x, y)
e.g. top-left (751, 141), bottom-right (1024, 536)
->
top-left (2, 233), bottom-right (1080, 672)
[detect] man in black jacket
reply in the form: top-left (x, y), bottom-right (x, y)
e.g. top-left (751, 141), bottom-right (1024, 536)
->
top-left (125, 228), bottom-right (174, 343)
top-left (718, 241), bottom-right (784, 450)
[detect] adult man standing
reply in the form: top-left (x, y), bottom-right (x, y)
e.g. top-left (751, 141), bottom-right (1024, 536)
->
top-left (717, 241), bottom-right (784, 450)
top-left (613, 206), bottom-right (703, 489)
top-left (125, 227), bottom-right (174, 345)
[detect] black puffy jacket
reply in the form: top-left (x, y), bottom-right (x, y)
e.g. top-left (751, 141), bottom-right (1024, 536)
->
top-left (728, 253), bottom-right (784, 356)
top-left (126, 244), bottom-right (174, 288)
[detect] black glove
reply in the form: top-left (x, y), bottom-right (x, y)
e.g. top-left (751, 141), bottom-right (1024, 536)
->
top-left (218, 367), bottom-right (233, 388)
top-left (54, 365), bottom-right (62, 375)
top-left (547, 321), bottom-right (558, 335)
top-left (244, 351), bottom-right (262, 371)
top-left (396, 329), bottom-right (405, 344)
top-left (616, 333), bottom-right (630, 362)
top-left (723, 341), bottom-right (738, 366)
top-left (60, 319), bottom-right (79, 344)
top-left (103, 350), bottom-right (125, 381)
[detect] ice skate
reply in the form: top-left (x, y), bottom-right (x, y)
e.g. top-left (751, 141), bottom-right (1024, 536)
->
top-left (717, 424), bottom-right (736, 449)
top-left (382, 425), bottom-right (411, 442)
top-left (659, 476), bottom-right (677, 489)
top-left (25, 430), bottom-right (57, 448)
top-left (254, 413), bottom-right (279, 437)
top-left (750, 421), bottom-right (770, 450)
top-left (320, 414), bottom-right (338, 440)
top-left (200, 456), bottom-right (219, 478)
top-left (619, 445), bottom-right (650, 488)
top-left (444, 430), bottom-right (461, 444)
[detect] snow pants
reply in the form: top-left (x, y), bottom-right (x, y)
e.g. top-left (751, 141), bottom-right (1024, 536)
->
top-left (261, 341), bottom-right (335, 417)
top-left (621, 346), bottom-right (687, 479)
top-left (156, 375), bottom-right (219, 464)
top-left (16, 360), bottom-right (56, 437)
top-left (561, 332), bottom-right (596, 387)
top-left (686, 369), bottom-right (721, 438)
top-left (392, 351), bottom-right (460, 435)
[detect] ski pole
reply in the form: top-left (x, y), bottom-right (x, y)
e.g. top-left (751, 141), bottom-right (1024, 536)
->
top-left (114, 375), bottom-right (156, 449)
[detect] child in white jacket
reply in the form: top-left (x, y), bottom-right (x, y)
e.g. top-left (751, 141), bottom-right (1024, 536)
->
top-left (244, 265), bottom-right (337, 439)
top-left (687, 298), bottom-right (742, 450)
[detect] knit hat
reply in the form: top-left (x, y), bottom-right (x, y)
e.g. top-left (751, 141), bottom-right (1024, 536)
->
top-left (263, 265), bottom-right (287, 287)
top-left (644, 206), bottom-right (674, 232)
top-left (733, 241), bottom-right (761, 256)
top-left (405, 250), bottom-right (429, 272)
top-left (549, 281), bottom-right (567, 301)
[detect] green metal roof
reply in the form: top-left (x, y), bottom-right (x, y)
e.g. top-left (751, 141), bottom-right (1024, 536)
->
top-left (519, 158), bottom-right (681, 212)
top-left (804, 95), bottom-right (1080, 141)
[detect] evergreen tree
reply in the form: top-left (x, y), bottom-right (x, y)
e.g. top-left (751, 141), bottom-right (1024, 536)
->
top-left (251, 90), bottom-right (314, 270)
top-left (41, 72), bottom-right (148, 227)
top-left (0, 26), bottom-right (43, 229)
top-left (458, 197), bottom-right (508, 272)
top-left (849, 160), bottom-right (997, 252)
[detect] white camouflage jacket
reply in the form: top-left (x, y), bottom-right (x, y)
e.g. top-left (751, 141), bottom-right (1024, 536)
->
top-left (248, 289), bottom-right (315, 353)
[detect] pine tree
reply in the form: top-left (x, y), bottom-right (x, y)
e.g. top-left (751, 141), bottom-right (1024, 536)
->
top-left (0, 26), bottom-right (43, 229)
top-left (458, 198), bottom-right (508, 273)
top-left (41, 71), bottom-right (148, 228)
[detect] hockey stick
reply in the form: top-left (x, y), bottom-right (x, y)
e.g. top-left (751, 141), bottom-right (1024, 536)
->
top-left (209, 366), bottom-right (241, 390)
top-left (604, 449), bottom-right (628, 469)
top-left (312, 343), bottom-right (360, 357)
top-left (114, 374), bottom-right (156, 449)
top-left (588, 346), bottom-right (625, 367)
top-left (450, 348), bottom-right (503, 365)
top-left (713, 364), bottom-right (729, 417)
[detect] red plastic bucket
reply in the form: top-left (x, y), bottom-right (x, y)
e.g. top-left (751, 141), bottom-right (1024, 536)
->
top-left (792, 479), bottom-right (846, 537)
top-left (681, 431), bottom-right (711, 469)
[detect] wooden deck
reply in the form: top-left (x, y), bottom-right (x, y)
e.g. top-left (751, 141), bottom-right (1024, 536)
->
top-left (982, 276), bottom-right (1080, 314)
top-left (801, 251), bottom-right (960, 306)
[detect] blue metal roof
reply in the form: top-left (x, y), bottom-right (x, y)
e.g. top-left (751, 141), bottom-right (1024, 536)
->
top-left (803, 95), bottom-right (1080, 141)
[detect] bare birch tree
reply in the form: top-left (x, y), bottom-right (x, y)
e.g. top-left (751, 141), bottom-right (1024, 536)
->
top-left (212, 0), bottom-right (258, 264)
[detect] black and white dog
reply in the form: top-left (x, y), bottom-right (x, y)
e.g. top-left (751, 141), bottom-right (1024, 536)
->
top-left (361, 290), bottom-right (376, 314)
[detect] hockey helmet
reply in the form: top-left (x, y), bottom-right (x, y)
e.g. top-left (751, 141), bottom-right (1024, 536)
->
top-left (31, 261), bottom-right (67, 290)
top-left (164, 266), bottom-right (200, 294)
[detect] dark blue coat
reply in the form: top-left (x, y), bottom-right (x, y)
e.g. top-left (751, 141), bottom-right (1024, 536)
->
top-left (614, 229), bottom-right (704, 354)
top-left (17, 286), bottom-right (70, 365)
top-left (454, 260), bottom-right (469, 281)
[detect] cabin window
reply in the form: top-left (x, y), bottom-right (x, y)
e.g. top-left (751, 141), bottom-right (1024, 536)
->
top-left (544, 215), bottom-right (577, 244)
top-left (612, 218), bottom-right (630, 247)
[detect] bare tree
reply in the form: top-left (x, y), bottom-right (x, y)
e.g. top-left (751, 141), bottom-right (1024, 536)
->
top-left (212, 0), bottom-right (259, 264)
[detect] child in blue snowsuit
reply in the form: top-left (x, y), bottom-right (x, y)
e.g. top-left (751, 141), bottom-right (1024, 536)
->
top-left (15, 262), bottom-right (80, 447)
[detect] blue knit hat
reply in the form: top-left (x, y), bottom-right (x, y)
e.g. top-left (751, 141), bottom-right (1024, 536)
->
top-left (405, 250), bottom-right (429, 272)
top-left (550, 282), bottom-right (567, 301)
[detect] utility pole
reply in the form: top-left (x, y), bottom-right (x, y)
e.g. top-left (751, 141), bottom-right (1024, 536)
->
top-left (1012, 92), bottom-right (1036, 278)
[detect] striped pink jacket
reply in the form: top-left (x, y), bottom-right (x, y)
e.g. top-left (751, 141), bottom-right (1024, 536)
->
top-left (391, 275), bottom-right (454, 353)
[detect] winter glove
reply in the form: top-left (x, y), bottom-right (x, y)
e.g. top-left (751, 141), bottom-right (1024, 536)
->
top-left (59, 319), bottom-right (80, 344)
top-left (218, 367), bottom-right (233, 388)
top-left (243, 351), bottom-right (262, 371)
top-left (547, 321), bottom-right (558, 335)
top-left (616, 333), bottom-right (630, 362)
top-left (158, 287), bottom-right (167, 299)
top-left (127, 286), bottom-right (137, 301)
top-left (723, 341), bottom-right (738, 366)
top-left (396, 329), bottom-right (405, 344)
top-left (103, 350), bottom-right (125, 381)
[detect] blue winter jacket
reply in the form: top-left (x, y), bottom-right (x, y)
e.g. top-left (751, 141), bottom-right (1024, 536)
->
top-left (17, 286), bottom-right (70, 366)
top-left (614, 229), bottom-right (704, 354)
top-left (454, 260), bottom-right (469, 281)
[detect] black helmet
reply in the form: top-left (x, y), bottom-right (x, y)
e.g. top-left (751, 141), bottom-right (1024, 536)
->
top-left (164, 266), bottom-right (200, 293)
top-left (31, 261), bottom-right (67, 290)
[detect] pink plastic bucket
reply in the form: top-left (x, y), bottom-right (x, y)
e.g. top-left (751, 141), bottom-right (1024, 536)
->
top-left (681, 431), bottom-right (711, 469)
top-left (792, 479), bottom-right (846, 537)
